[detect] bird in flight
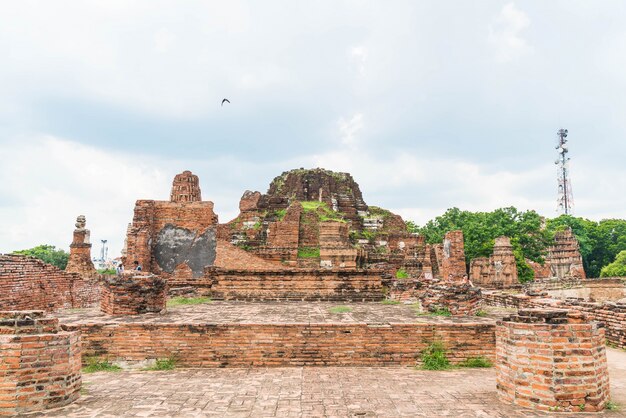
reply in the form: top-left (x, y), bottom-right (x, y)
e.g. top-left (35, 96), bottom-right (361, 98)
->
top-left (221, 98), bottom-right (230, 106)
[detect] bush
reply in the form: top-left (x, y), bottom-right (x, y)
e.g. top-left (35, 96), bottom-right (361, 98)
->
top-left (298, 247), bottom-right (320, 258)
top-left (145, 357), bottom-right (177, 371)
top-left (83, 357), bottom-right (122, 373)
top-left (420, 342), bottom-right (450, 370)
top-left (395, 268), bottom-right (409, 279)
top-left (429, 307), bottom-right (451, 317)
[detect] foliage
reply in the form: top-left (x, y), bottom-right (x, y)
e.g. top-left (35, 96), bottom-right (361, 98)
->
top-left (381, 299), bottom-right (401, 305)
top-left (275, 209), bottom-right (287, 221)
top-left (416, 207), bottom-right (552, 281)
top-left (97, 268), bottom-right (116, 275)
top-left (458, 357), bottom-right (492, 368)
top-left (474, 309), bottom-right (488, 317)
top-left (428, 307), bottom-right (451, 317)
top-left (605, 401), bottom-right (619, 411)
top-left (600, 251), bottom-right (626, 277)
top-left (167, 297), bottom-right (212, 308)
top-left (300, 200), bottom-right (346, 223)
top-left (395, 268), bottom-right (409, 279)
top-left (329, 306), bottom-right (352, 314)
top-left (368, 206), bottom-right (393, 219)
top-left (420, 342), bottom-right (450, 370)
top-left (297, 247), bottom-right (320, 258)
top-left (12, 244), bottom-right (69, 270)
top-left (83, 357), bottom-right (122, 373)
top-left (405, 220), bottom-right (420, 234)
top-left (145, 357), bottom-right (177, 371)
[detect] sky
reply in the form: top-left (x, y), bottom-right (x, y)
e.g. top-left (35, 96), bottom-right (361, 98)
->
top-left (1, 1), bottom-right (625, 258)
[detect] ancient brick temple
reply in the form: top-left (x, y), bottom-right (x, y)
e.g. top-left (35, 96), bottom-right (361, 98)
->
top-left (65, 215), bottom-right (97, 277)
top-left (420, 231), bottom-right (482, 315)
top-left (0, 311), bottom-right (82, 416)
top-left (530, 227), bottom-right (586, 280)
top-left (470, 236), bottom-right (518, 288)
top-left (123, 170), bottom-right (218, 279)
top-left (496, 309), bottom-right (609, 412)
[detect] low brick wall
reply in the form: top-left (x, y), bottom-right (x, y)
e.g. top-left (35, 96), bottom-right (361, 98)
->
top-left (0, 254), bottom-right (99, 312)
top-left (63, 321), bottom-right (495, 367)
top-left (496, 309), bottom-right (609, 412)
top-left (0, 311), bottom-right (81, 416)
top-left (483, 290), bottom-right (626, 348)
top-left (209, 269), bottom-right (384, 301)
top-left (421, 282), bottom-right (482, 316)
top-left (100, 275), bottom-right (168, 315)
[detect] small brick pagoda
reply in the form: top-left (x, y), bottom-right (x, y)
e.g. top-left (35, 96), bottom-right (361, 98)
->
top-left (470, 236), bottom-right (518, 288)
top-left (65, 215), bottom-right (97, 277)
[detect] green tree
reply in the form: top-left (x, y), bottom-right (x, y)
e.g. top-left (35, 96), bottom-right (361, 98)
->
top-left (600, 250), bottom-right (626, 277)
top-left (12, 245), bottom-right (69, 270)
top-left (416, 207), bottom-right (553, 282)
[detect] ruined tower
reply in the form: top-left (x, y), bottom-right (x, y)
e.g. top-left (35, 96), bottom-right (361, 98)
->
top-left (65, 215), bottom-right (97, 277)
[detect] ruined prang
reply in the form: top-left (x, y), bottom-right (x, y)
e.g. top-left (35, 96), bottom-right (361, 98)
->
top-left (65, 215), bottom-right (97, 277)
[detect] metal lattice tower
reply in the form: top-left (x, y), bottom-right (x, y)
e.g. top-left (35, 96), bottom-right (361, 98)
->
top-left (555, 128), bottom-right (574, 215)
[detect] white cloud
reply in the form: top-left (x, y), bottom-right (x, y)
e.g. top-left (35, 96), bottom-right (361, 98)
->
top-left (337, 113), bottom-right (364, 147)
top-left (350, 46), bottom-right (368, 76)
top-left (489, 3), bottom-right (533, 63)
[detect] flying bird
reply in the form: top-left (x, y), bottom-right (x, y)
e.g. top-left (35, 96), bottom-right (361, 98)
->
top-left (221, 98), bottom-right (230, 106)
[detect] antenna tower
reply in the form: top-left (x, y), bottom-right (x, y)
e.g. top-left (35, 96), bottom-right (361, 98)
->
top-left (555, 128), bottom-right (574, 215)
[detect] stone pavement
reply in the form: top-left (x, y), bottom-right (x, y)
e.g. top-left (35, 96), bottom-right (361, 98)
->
top-left (31, 348), bottom-right (626, 418)
top-left (56, 302), bottom-right (495, 326)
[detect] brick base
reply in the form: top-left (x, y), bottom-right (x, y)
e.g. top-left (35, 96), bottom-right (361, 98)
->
top-left (100, 274), bottom-right (168, 315)
top-left (496, 309), bottom-right (609, 412)
top-left (0, 311), bottom-right (81, 416)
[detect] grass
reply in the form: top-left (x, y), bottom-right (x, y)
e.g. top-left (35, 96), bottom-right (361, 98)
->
top-left (297, 247), bottom-right (320, 258)
top-left (97, 268), bottom-right (116, 275)
top-left (83, 357), bottom-right (122, 373)
top-left (329, 306), bottom-right (352, 314)
top-left (419, 307), bottom-right (452, 317)
top-left (395, 269), bottom-right (409, 279)
top-left (300, 201), bottom-right (346, 223)
top-left (275, 209), bottom-right (287, 220)
top-left (420, 342), bottom-right (451, 370)
top-left (144, 357), bottom-right (177, 371)
top-left (167, 296), bottom-right (212, 308)
top-left (474, 309), bottom-right (488, 317)
top-left (458, 357), bottom-right (493, 368)
top-left (381, 299), bottom-right (401, 305)
top-left (605, 401), bottom-right (619, 411)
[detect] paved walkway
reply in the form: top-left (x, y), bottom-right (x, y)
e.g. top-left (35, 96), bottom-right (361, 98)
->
top-left (32, 348), bottom-right (626, 418)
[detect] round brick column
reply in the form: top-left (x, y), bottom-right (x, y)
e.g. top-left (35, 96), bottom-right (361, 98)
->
top-left (0, 311), bottom-right (81, 416)
top-left (496, 308), bottom-right (609, 412)
top-left (100, 274), bottom-right (168, 315)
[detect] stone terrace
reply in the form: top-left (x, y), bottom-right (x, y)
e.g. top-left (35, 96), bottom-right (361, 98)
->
top-left (31, 348), bottom-right (626, 417)
top-left (57, 302), bottom-right (494, 325)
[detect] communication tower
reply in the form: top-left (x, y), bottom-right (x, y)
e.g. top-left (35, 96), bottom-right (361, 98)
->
top-left (555, 128), bottom-right (574, 215)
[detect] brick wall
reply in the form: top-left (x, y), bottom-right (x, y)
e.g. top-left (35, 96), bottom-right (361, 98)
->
top-left (209, 269), bottom-right (384, 301)
top-left (100, 275), bottom-right (168, 315)
top-left (63, 321), bottom-right (495, 367)
top-left (0, 254), bottom-right (99, 312)
top-left (0, 311), bottom-right (81, 416)
top-left (483, 290), bottom-right (626, 348)
top-left (496, 309), bottom-right (609, 412)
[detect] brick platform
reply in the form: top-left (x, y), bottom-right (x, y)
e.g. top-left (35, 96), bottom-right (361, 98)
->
top-left (58, 302), bottom-right (495, 368)
top-left (0, 311), bottom-right (81, 416)
top-left (496, 309), bottom-right (610, 412)
top-left (100, 275), bottom-right (168, 315)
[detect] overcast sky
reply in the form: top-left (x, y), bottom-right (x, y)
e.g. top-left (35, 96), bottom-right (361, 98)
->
top-left (1, 1), bottom-right (625, 258)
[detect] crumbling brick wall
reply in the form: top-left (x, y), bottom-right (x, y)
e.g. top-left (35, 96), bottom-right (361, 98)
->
top-left (0, 310), bottom-right (81, 416)
top-left (100, 275), bottom-right (168, 315)
top-left (0, 254), bottom-right (99, 311)
top-left (123, 171), bottom-right (218, 278)
top-left (209, 268), bottom-right (384, 301)
top-left (470, 236), bottom-right (517, 288)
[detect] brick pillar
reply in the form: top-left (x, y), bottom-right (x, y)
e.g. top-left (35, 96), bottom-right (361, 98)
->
top-left (0, 311), bottom-right (81, 416)
top-left (496, 308), bottom-right (610, 412)
top-left (440, 230), bottom-right (467, 282)
top-left (100, 274), bottom-right (168, 315)
top-left (65, 215), bottom-right (97, 277)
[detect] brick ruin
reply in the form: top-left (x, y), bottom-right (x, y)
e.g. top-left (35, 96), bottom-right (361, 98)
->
top-left (100, 274), bottom-right (168, 315)
top-left (0, 254), bottom-right (99, 311)
top-left (123, 170), bottom-right (218, 279)
top-left (470, 236), bottom-right (518, 288)
top-left (530, 227), bottom-right (586, 280)
top-left (0, 310), bottom-right (82, 416)
top-left (496, 309), bottom-right (609, 412)
top-left (65, 215), bottom-right (97, 278)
